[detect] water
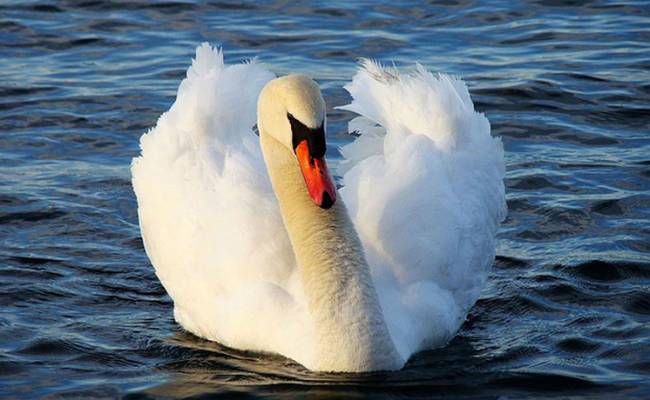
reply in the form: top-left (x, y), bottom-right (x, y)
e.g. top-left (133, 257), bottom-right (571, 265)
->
top-left (1, 0), bottom-right (649, 398)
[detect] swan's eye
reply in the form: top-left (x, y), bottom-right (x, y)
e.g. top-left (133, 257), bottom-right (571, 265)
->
top-left (288, 113), bottom-right (326, 158)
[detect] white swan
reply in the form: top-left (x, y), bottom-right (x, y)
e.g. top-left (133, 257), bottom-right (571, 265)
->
top-left (131, 43), bottom-right (506, 372)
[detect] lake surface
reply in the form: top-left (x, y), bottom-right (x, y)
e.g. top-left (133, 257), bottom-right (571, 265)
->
top-left (1, 0), bottom-right (649, 398)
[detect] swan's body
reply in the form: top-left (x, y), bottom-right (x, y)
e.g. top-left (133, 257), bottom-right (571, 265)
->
top-left (131, 43), bottom-right (506, 372)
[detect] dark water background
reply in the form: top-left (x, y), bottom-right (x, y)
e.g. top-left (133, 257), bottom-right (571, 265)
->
top-left (1, 0), bottom-right (649, 398)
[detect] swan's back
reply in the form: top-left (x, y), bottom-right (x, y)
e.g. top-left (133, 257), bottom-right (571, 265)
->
top-left (339, 60), bottom-right (507, 359)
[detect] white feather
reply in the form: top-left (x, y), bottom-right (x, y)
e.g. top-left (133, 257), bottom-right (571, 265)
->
top-left (132, 44), bottom-right (311, 362)
top-left (131, 44), bottom-right (506, 372)
top-left (339, 59), bottom-right (507, 358)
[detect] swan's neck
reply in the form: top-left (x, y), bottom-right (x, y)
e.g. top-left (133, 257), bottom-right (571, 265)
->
top-left (260, 134), bottom-right (401, 372)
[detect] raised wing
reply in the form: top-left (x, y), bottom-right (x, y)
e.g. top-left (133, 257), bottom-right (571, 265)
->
top-left (338, 60), bottom-right (507, 359)
top-left (131, 44), bottom-right (303, 354)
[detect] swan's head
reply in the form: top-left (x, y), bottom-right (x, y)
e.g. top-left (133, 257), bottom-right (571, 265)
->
top-left (258, 74), bottom-right (336, 209)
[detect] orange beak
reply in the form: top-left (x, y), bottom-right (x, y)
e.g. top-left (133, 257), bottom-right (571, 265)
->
top-left (295, 140), bottom-right (336, 209)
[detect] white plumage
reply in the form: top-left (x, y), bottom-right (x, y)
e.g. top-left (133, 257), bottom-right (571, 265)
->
top-left (131, 43), bottom-right (506, 372)
top-left (338, 61), bottom-right (507, 360)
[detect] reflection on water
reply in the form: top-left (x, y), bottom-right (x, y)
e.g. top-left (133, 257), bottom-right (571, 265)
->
top-left (1, 0), bottom-right (649, 398)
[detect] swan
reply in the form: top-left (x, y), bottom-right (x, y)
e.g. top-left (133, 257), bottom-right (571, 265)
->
top-left (131, 43), bottom-right (506, 372)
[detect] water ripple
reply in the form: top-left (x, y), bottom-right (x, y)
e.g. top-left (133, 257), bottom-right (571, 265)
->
top-left (1, 0), bottom-right (649, 398)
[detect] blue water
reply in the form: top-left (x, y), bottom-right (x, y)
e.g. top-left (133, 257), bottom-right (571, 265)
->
top-left (1, 1), bottom-right (649, 398)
